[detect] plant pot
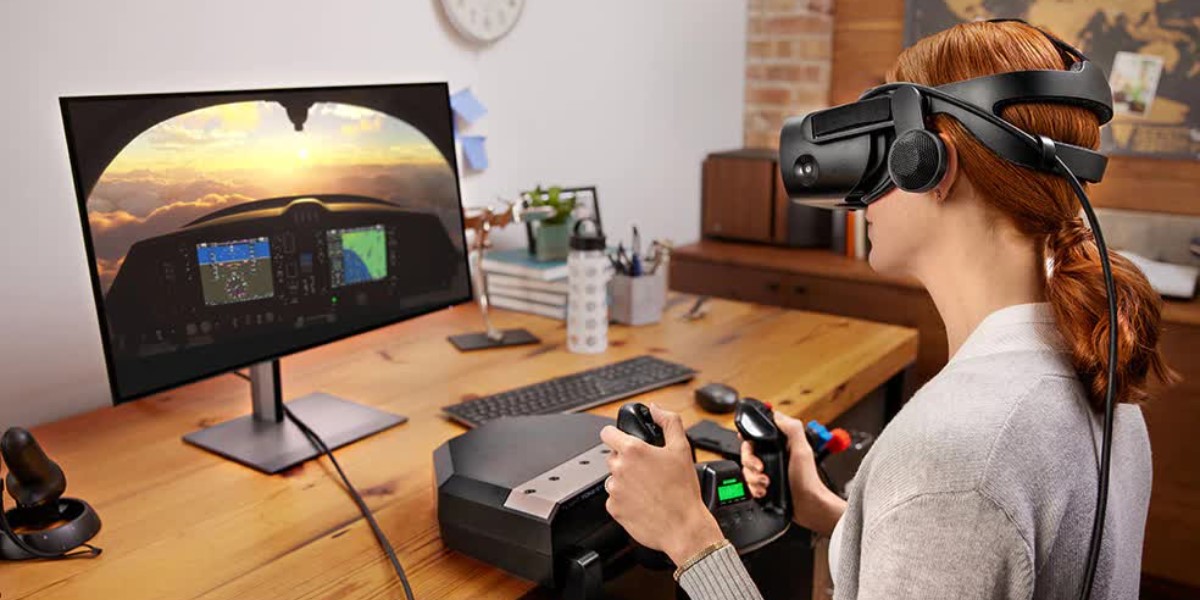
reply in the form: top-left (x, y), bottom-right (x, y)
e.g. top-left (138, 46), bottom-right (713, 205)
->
top-left (533, 221), bottom-right (572, 262)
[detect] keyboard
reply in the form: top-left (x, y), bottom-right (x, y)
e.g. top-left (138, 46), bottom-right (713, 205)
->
top-left (443, 355), bottom-right (697, 427)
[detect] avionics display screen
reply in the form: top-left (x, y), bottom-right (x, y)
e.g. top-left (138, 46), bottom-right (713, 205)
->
top-left (328, 225), bottom-right (387, 288)
top-left (197, 238), bottom-right (275, 306)
top-left (62, 84), bottom-right (472, 402)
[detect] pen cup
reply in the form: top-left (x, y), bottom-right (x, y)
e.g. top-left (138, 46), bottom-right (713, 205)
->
top-left (608, 270), bottom-right (667, 326)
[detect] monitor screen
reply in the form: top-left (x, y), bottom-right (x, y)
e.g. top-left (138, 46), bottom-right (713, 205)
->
top-left (62, 83), bottom-right (472, 402)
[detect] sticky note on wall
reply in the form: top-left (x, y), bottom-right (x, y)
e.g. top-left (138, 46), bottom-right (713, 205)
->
top-left (450, 88), bottom-right (488, 124)
top-left (460, 135), bottom-right (488, 171)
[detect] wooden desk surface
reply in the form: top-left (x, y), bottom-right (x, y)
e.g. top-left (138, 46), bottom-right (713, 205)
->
top-left (9, 296), bottom-right (916, 600)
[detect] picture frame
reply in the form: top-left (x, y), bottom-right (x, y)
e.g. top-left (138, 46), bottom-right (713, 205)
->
top-left (1109, 51), bottom-right (1164, 118)
top-left (523, 186), bottom-right (603, 256)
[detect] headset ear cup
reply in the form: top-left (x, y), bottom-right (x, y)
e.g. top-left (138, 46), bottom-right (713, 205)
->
top-left (888, 129), bottom-right (948, 193)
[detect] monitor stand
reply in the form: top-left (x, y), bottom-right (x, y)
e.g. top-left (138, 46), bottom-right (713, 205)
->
top-left (182, 360), bottom-right (407, 474)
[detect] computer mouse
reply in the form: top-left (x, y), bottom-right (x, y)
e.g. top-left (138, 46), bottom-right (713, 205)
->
top-left (695, 383), bottom-right (739, 414)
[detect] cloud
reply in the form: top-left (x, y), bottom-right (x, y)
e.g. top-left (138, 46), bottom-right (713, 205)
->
top-left (95, 256), bottom-right (125, 291)
top-left (209, 102), bottom-right (262, 131)
top-left (339, 116), bottom-right (383, 136)
top-left (146, 123), bottom-right (249, 151)
top-left (328, 163), bottom-right (456, 202)
top-left (137, 102), bottom-right (262, 152)
top-left (89, 181), bottom-right (163, 216)
top-left (88, 210), bottom-right (143, 234)
top-left (175, 102), bottom-right (263, 132)
top-left (317, 103), bottom-right (378, 121)
top-left (141, 191), bottom-right (250, 222)
top-left (387, 144), bottom-right (442, 163)
top-left (89, 191), bottom-right (258, 292)
top-left (91, 173), bottom-right (259, 218)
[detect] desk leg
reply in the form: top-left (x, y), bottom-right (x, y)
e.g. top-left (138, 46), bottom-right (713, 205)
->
top-left (883, 365), bottom-right (911, 423)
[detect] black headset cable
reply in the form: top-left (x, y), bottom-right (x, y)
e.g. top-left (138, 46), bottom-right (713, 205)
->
top-left (231, 371), bottom-right (416, 600)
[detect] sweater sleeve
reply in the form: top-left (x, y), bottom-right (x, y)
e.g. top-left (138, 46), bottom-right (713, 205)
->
top-left (854, 490), bottom-right (1034, 600)
top-left (677, 543), bottom-right (764, 600)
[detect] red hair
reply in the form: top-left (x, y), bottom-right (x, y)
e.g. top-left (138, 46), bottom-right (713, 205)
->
top-left (889, 21), bottom-right (1176, 409)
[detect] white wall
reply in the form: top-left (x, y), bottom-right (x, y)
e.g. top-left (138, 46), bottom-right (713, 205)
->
top-left (0, 0), bottom-right (746, 427)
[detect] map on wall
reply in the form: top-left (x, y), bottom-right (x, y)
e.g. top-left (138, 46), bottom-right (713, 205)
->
top-left (905, 0), bottom-right (1200, 160)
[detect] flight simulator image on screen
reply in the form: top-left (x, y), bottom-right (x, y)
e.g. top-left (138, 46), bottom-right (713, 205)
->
top-left (328, 225), bottom-right (388, 288)
top-left (197, 237), bottom-right (276, 306)
top-left (62, 84), bottom-right (471, 401)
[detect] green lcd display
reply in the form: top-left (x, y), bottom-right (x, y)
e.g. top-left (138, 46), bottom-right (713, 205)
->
top-left (717, 479), bottom-right (746, 502)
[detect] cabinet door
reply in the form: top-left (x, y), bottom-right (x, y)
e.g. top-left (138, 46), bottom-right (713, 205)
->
top-left (1142, 324), bottom-right (1200, 590)
top-left (702, 157), bottom-right (774, 243)
top-left (773, 167), bottom-right (790, 244)
top-left (670, 259), bottom-right (788, 307)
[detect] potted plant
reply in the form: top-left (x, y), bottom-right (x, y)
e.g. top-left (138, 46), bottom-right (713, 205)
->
top-left (523, 185), bottom-right (577, 262)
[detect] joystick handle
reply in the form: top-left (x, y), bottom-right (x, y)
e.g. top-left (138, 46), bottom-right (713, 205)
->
top-left (616, 403), bottom-right (665, 447)
top-left (613, 403), bottom-right (675, 570)
top-left (2, 428), bottom-right (66, 511)
top-left (735, 398), bottom-right (790, 516)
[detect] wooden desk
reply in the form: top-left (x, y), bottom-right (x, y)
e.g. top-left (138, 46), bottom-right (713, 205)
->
top-left (9, 296), bottom-right (916, 600)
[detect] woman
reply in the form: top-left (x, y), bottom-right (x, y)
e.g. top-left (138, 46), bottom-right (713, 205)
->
top-left (599, 20), bottom-right (1175, 599)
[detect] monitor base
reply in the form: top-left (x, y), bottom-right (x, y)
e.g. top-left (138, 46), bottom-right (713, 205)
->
top-left (448, 328), bottom-right (540, 352)
top-left (183, 392), bottom-right (406, 474)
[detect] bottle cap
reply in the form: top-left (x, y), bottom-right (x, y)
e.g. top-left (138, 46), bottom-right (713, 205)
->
top-left (570, 218), bottom-right (606, 251)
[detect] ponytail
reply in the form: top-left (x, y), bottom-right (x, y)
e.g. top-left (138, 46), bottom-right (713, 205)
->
top-left (890, 20), bottom-right (1178, 411)
top-left (1045, 220), bottom-right (1177, 410)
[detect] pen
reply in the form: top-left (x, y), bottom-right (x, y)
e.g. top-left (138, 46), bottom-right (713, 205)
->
top-left (617, 243), bottom-right (631, 275)
top-left (608, 253), bottom-right (623, 274)
top-left (630, 226), bottom-right (643, 276)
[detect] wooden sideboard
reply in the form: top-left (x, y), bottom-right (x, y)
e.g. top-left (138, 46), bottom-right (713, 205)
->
top-left (672, 241), bottom-right (947, 396)
top-left (671, 239), bottom-right (1200, 596)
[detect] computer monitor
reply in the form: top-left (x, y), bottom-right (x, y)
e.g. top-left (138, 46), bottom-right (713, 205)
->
top-left (61, 83), bottom-right (472, 473)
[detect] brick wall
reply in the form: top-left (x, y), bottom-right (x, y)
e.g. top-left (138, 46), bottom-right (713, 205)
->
top-left (743, 0), bottom-right (835, 149)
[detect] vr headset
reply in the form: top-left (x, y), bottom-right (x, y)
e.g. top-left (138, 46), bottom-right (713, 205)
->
top-left (778, 20), bottom-right (1114, 209)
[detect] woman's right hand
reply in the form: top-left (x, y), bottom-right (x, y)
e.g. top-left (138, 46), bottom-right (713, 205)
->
top-left (740, 411), bottom-right (846, 537)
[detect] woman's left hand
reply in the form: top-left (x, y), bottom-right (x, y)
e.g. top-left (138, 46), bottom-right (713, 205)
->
top-left (600, 404), bottom-right (725, 566)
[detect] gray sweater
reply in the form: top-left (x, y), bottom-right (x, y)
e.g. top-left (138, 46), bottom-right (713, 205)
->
top-left (679, 303), bottom-right (1151, 599)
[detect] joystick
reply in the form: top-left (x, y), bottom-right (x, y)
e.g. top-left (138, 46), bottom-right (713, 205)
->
top-left (1, 428), bottom-right (102, 560)
top-left (734, 398), bottom-right (790, 516)
top-left (613, 403), bottom-right (673, 569)
top-left (616, 403), bottom-right (664, 447)
top-left (612, 402), bottom-right (792, 562)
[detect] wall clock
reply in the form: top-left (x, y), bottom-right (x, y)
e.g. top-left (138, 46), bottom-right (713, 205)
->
top-left (440, 0), bottom-right (525, 45)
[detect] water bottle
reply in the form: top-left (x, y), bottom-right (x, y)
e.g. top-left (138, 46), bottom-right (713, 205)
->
top-left (567, 219), bottom-right (610, 354)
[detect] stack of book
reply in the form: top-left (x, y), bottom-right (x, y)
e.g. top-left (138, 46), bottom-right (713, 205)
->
top-left (480, 248), bottom-right (569, 320)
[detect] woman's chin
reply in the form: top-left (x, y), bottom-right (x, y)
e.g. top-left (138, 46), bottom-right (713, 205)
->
top-left (867, 248), bottom-right (900, 275)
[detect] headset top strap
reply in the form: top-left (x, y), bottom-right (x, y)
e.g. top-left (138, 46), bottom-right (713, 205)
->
top-left (984, 17), bottom-right (1090, 64)
top-left (937, 61), bottom-right (1114, 125)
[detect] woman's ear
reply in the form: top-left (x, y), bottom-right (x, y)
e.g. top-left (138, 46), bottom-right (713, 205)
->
top-left (934, 132), bottom-right (959, 202)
